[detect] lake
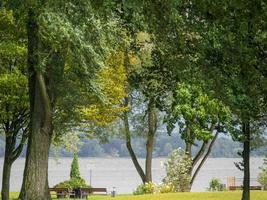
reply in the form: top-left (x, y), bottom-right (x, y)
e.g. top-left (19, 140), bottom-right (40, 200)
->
top-left (0, 157), bottom-right (264, 194)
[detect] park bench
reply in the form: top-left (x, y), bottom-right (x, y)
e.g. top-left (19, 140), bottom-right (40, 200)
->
top-left (49, 187), bottom-right (107, 199)
top-left (73, 188), bottom-right (108, 198)
top-left (89, 187), bottom-right (108, 195)
top-left (229, 186), bottom-right (262, 191)
top-left (69, 188), bottom-right (108, 199)
top-left (49, 188), bottom-right (74, 198)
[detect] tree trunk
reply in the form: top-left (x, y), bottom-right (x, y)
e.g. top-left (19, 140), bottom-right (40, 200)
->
top-left (242, 121), bottom-right (250, 200)
top-left (1, 136), bottom-right (12, 200)
top-left (19, 8), bottom-right (52, 200)
top-left (123, 98), bottom-right (146, 183)
top-left (145, 100), bottom-right (157, 183)
top-left (1, 160), bottom-right (11, 200)
top-left (185, 127), bottom-right (193, 189)
top-left (190, 132), bottom-right (219, 186)
top-left (1, 115), bottom-right (28, 200)
top-left (19, 73), bottom-right (52, 200)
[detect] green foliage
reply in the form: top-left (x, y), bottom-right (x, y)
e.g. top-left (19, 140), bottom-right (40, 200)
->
top-left (166, 83), bottom-right (231, 142)
top-left (70, 153), bottom-right (81, 179)
top-left (55, 153), bottom-right (89, 189)
top-left (133, 182), bottom-right (157, 195)
top-left (0, 71), bottom-right (28, 125)
top-left (54, 178), bottom-right (89, 190)
top-left (163, 148), bottom-right (192, 192)
top-left (258, 157), bottom-right (267, 189)
top-left (208, 178), bottom-right (222, 192)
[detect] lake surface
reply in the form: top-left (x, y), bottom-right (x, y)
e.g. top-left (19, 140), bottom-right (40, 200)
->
top-left (0, 157), bottom-right (264, 194)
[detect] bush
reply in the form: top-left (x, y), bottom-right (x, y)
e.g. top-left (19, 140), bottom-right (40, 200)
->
top-left (158, 183), bottom-right (175, 193)
top-left (163, 148), bottom-right (192, 192)
top-left (258, 157), bottom-right (267, 190)
top-left (133, 182), bottom-right (157, 195)
top-left (54, 153), bottom-right (89, 189)
top-left (54, 178), bottom-right (89, 189)
top-left (258, 171), bottom-right (267, 189)
top-left (208, 178), bottom-right (222, 191)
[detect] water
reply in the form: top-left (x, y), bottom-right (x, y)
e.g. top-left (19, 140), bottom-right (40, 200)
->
top-left (0, 157), bottom-right (264, 194)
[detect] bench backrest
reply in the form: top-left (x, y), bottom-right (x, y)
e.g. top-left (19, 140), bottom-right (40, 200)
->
top-left (79, 187), bottom-right (107, 193)
top-left (91, 188), bottom-right (107, 192)
top-left (49, 188), bottom-right (69, 192)
top-left (229, 186), bottom-right (262, 191)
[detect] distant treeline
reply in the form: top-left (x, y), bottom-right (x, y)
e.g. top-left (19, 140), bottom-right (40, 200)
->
top-left (0, 134), bottom-right (265, 158)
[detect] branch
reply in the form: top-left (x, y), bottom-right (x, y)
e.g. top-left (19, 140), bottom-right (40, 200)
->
top-left (11, 125), bottom-right (29, 163)
top-left (192, 141), bottom-right (208, 168)
top-left (192, 122), bottom-right (217, 167)
top-left (190, 131), bottom-right (219, 185)
top-left (123, 97), bottom-right (146, 183)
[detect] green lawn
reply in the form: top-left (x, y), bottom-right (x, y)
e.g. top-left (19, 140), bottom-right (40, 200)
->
top-left (5, 191), bottom-right (267, 200)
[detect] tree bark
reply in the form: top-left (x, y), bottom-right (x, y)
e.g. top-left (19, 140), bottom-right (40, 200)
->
top-left (145, 100), bottom-right (157, 183)
top-left (242, 121), bottom-right (250, 200)
top-left (19, 74), bottom-right (52, 200)
top-left (19, 8), bottom-right (52, 200)
top-left (1, 136), bottom-right (12, 200)
top-left (1, 160), bottom-right (11, 200)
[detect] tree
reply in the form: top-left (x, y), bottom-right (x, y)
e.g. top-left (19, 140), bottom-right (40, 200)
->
top-left (13, 1), bottom-right (120, 199)
top-left (165, 83), bottom-right (231, 189)
top-left (195, 1), bottom-right (267, 199)
top-left (143, 1), bottom-right (267, 199)
top-left (0, 8), bottom-right (29, 200)
top-left (70, 153), bottom-right (80, 179)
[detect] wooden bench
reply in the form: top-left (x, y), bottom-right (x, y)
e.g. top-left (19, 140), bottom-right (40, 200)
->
top-left (49, 187), bottom-right (107, 199)
top-left (89, 188), bottom-right (108, 195)
top-left (229, 186), bottom-right (262, 191)
top-left (49, 188), bottom-right (74, 198)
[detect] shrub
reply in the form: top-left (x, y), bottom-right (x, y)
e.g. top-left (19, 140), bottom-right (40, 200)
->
top-left (258, 171), bottom-right (267, 189)
top-left (258, 157), bottom-right (267, 190)
top-left (55, 153), bottom-right (89, 189)
top-left (163, 148), bottom-right (192, 192)
top-left (55, 178), bottom-right (89, 189)
top-left (158, 183), bottom-right (175, 193)
top-left (70, 153), bottom-right (81, 179)
top-left (133, 182), bottom-right (157, 195)
top-left (208, 178), bottom-right (222, 191)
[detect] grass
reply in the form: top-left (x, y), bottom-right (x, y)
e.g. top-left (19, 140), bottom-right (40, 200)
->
top-left (5, 191), bottom-right (267, 200)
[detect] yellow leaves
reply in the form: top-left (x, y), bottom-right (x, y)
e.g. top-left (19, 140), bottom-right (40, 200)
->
top-left (81, 51), bottom-right (128, 126)
top-left (82, 105), bottom-right (127, 126)
top-left (64, 62), bottom-right (70, 72)
top-left (81, 31), bottom-right (154, 127)
top-left (129, 54), bottom-right (140, 66)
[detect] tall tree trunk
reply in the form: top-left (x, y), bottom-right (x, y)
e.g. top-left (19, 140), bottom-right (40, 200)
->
top-left (19, 8), bottom-right (52, 200)
top-left (1, 160), bottom-right (11, 200)
top-left (242, 121), bottom-right (250, 200)
top-left (1, 137), bottom-right (12, 200)
top-left (19, 74), bottom-right (52, 200)
top-left (145, 100), bottom-right (157, 183)
top-left (123, 97), bottom-right (146, 183)
top-left (122, 48), bottom-right (149, 184)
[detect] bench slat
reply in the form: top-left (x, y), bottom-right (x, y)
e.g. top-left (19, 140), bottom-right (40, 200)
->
top-left (229, 186), bottom-right (262, 191)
